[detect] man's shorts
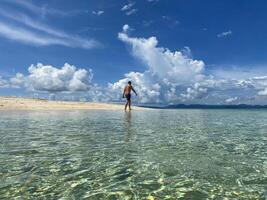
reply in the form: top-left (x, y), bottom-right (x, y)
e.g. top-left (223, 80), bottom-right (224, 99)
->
top-left (125, 93), bottom-right (131, 101)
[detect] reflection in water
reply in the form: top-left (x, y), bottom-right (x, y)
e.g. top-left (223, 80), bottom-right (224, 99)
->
top-left (0, 109), bottom-right (266, 199)
top-left (123, 111), bottom-right (132, 143)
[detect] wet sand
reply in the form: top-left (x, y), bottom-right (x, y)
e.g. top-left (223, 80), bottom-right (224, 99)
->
top-left (0, 97), bottom-right (149, 111)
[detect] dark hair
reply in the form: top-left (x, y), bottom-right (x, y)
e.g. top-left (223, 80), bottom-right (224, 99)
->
top-left (128, 81), bottom-right (131, 85)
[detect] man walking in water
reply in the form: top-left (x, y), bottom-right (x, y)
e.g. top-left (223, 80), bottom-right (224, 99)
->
top-left (123, 81), bottom-right (137, 111)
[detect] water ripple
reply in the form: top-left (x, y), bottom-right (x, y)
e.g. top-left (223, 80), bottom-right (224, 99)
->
top-left (0, 109), bottom-right (266, 199)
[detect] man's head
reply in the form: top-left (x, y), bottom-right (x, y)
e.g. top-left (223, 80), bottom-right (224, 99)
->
top-left (128, 81), bottom-right (132, 85)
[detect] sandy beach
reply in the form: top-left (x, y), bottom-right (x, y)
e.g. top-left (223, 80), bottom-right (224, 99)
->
top-left (0, 97), bottom-right (148, 111)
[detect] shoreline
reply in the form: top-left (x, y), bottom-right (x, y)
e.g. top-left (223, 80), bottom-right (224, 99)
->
top-left (0, 97), bottom-right (150, 111)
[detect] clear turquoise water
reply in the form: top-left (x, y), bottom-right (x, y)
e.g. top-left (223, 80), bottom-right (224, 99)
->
top-left (0, 109), bottom-right (266, 199)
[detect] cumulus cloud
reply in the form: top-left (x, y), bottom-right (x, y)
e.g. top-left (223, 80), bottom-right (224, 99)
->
top-left (0, 73), bottom-right (25, 88)
top-left (106, 25), bottom-right (267, 104)
top-left (26, 63), bottom-right (93, 92)
top-left (3, 63), bottom-right (94, 93)
top-left (118, 26), bottom-right (205, 83)
top-left (106, 25), bottom-right (208, 104)
top-left (181, 83), bottom-right (208, 101)
top-left (108, 71), bottom-right (163, 103)
top-left (217, 30), bottom-right (232, 38)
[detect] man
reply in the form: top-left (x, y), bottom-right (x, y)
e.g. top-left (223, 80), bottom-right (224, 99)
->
top-left (123, 81), bottom-right (137, 111)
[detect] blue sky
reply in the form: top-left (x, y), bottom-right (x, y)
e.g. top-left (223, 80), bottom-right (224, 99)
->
top-left (1, 0), bottom-right (267, 104)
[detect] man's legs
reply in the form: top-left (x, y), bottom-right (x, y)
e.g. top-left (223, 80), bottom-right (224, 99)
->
top-left (129, 99), bottom-right (131, 110)
top-left (125, 100), bottom-right (129, 111)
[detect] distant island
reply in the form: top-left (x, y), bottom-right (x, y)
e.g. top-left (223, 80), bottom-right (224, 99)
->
top-left (143, 104), bottom-right (267, 109)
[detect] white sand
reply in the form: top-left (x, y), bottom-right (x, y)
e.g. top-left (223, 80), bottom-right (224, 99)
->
top-left (0, 97), bottom-right (149, 111)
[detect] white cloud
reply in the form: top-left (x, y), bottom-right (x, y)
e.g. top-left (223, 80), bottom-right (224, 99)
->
top-left (108, 71), bottom-right (163, 103)
top-left (0, 76), bottom-right (9, 88)
top-left (118, 25), bottom-right (205, 84)
top-left (126, 9), bottom-right (138, 16)
top-left (256, 77), bottom-right (267, 96)
top-left (258, 89), bottom-right (267, 95)
top-left (3, 61), bottom-right (267, 104)
top-left (68, 68), bottom-right (93, 91)
top-left (9, 73), bottom-right (25, 88)
top-left (3, 25), bottom-right (267, 105)
top-left (0, 22), bottom-right (98, 49)
top-left (109, 25), bottom-right (267, 104)
top-left (181, 83), bottom-right (208, 101)
top-left (121, 2), bottom-right (137, 15)
top-left (225, 97), bottom-right (238, 103)
top-left (3, 0), bottom-right (49, 16)
top-left (107, 25), bottom-right (207, 103)
top-left (5, 63), bottom-right (93, 93)
top-left (0, 22), bottom-right (74, 47)
top-left (122, 24), bottom-right (132, 33)
top-left (2, 0), bottom-right (87, 17)
top-left (217, 30), bottom-right (232, 38)
top-left (121, 2), bottom-right (135, 11)
top-left (92, 10), bottom-right (104, 16)
top-left (1, 64), bottom-right (105, 101)
top-left (25, 63), bottom-right (93, 92)
top-left (0, 5), bottom-right (99, 49)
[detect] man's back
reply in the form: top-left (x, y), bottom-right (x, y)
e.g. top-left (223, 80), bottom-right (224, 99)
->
top-left (124, 85), bottom-right (132, 94)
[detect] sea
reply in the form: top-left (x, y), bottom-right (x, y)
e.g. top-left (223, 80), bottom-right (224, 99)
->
top-left (0, 109), bottom-right (266, 199)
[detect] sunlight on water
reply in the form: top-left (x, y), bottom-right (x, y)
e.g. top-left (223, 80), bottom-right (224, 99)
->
top-left (0, 109), bottom-right (266, 199)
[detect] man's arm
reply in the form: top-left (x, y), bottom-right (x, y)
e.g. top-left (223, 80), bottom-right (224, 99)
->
top-left (123, 87), bottom-right (126, 98)
top-left (132, 87), bottom-right (137, 96)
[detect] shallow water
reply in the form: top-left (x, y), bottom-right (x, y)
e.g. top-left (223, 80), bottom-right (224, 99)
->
top-left (0, 109), bottom-right (266, 199)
